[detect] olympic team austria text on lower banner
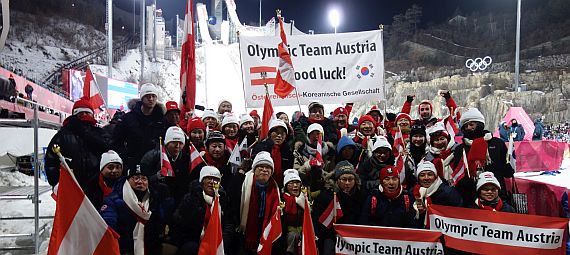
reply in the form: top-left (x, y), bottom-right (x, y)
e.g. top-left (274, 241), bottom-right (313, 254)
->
top-left (334, 224), bottom-right (444, 255)
top-left (428, 205), bottom-right (568, 255)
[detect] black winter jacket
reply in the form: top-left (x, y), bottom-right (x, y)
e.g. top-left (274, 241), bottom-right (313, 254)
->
top-left (45, 115), bottom-right (111, 188)
top-left (112, 101), bottom-right (165, 172)
top-left (360, 189), bottom-right (418, 228)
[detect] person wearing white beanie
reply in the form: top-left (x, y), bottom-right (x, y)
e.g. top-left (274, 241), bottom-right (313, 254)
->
top-left (281, 168), bottom-right (306, 253)
top-left (221, 114), bottom-right (239, 150)
top-left (413, 160), bottom-right (463, 228)
top-left (459, 108), bottom-right (486, 129)
top-left (201, 109), bottom-right (219, 130)
top-left (357, 136), bottom-right (394, 194)
top-left (199, 166), bottom-right (222, 183)
top-left (163, 126), bottom-right (186, 162)
top-left (251, 118), bottom-right (292, 187)
top-left (252, 151), bottom-right (274, 178)
top-left (240, 114), bottom-right (256, 135)
top-left (471, 172), bottom-right (515, 212)
top-left (217, 99), bottom-right (232, 116)
top-left (139, 83), bottom-right (159, 99)
top-left (283, 169), bottom-right (301, 187)
top-left (86, 150), bottom-right (124, 209)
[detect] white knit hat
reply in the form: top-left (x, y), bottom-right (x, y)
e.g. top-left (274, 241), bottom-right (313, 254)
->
top-left (269, 119), bottom-right (288, 134)
top-left (100, 150), bottom-right (123, 171)
top-left (201, 109), bottom-right (219, 121)
top-left (426, 121), bottom-right (448, 143)
top-left (221, 114), bottom-right (239, 128)
top-left (415, 161), bottom-right (437, 177)
top-left (283, 169), bottom-right (301, 186)
top-left (307, 123), bottom-right (324, 135)
top-left (139, 83), bottom-right (159, 98)
top-left (239, 114), bottom-right (255, 126)
top-left (372, 136), bottom-right (391, 152)
top-left (476, 172), bottom-right (501, 191)
top-left (164, 126), bottom-right (186, 145)
top-left (252, 151), bottom-right (274, 174)
top-left (199, 166), bottom-right (222, 183)
top-left (218, 99), bottom-right (232, 108)
top-left (460, 108), bottom-right (486, 128)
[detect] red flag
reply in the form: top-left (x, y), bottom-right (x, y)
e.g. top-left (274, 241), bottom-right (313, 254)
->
top-left (274, 14), bottom-right (296, 98)
top-left (198, 190), bottom-right (224, 255)
top-left (302, 194), bottom-right (318, 255)
top-left (444, 115), bottom-right (459, 142)
top-left (257, 206), bottom-right (282, 255)
top-left (318, 192), bottom-right (343, 228)
top-left (160, 143), bottom-right (175, 177)
top-left (189, 143), bottom-right (204, 173)
top-left (48, 165), bottom-right (120, 254)
top-left (259, 96), bottom-right (274, 141)
top-left (82, 67), bottom-right (105, 110)
top-left (314, 134), bottom-right (324, 166)
top-left (180, 0), bottom-right (196, 110)
top-left (394, 155), bottom-right (406, 184)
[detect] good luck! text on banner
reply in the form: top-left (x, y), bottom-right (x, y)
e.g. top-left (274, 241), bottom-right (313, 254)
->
top-left (239, 30), bottom-right (385, 108)
top-left (334, 224), bottom-right (444, 255)
top-left (429, 205), bottom-right (568, 255)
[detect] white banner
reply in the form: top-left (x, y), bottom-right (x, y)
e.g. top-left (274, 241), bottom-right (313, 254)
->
top-left (239, 30), bottom-right (385, 108)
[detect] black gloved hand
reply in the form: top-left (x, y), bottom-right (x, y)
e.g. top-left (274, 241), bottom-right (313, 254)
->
top-left (406, 95), bottom-right (415, 103)
top-left (441, 90), bottom-right (451, 99)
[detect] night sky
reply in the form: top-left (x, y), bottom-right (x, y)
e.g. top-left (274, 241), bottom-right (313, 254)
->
top-left (113, 0), bottom-right (541, 34)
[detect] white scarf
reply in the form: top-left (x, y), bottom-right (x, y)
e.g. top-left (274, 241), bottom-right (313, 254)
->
top-left (122, 181), bottom-right (152, 255)
top-left (238, 171), bottom-right (255, 233)
top-left (413, 178), bottom-right (443, 223)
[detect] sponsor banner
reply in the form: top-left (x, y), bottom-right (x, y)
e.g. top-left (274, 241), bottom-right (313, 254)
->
top-left (334, 224), bottom-right (444, 255)
top-left (239, 30), bottom-right (384, 108)
top-left (429, 205), bottom-right (568, 255)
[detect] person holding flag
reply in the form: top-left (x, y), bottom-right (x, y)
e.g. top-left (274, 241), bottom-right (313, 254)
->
top-left (235, 151), bottom-right (281, 254)
top-left (360, 165), bottom-right (418, 228)
top-left (186, 117), bottom-right (207, 152)
top-left (312, 160), bottom-right (366, 254)
top-left (252, 119), bottom-right (293, 187)
top-left (139, 126), bottom-right (190, 207)
top-left (352, 115), bottom-right (377, 160)
top-left (170, 166), bottom-right (235, 254)
top-left (448, 108), bottom-right (514, 204)
top-left (220, 114), bottom-right (240, 152)
top-left (190, 131), bottom-right (233, 189)
top-left (85, 150), bottom-right (124, 210)
top-left (100, 166), bottom-right (174, 254)
top-left (280, 169), bottom-right (306, 254)
top-left (292, 101), bottom-right (339, 148)
top-left (45, 98), bottom-right (111, 189)
top-left (357, 136), bottom-right (395, 194)
top-left (238, 114), bottom-right (258, 147)
top-left (294, 123), bottom-right (333, 194)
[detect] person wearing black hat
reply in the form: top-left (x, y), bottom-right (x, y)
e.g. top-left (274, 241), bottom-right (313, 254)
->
top-left (291, 101), bottom-right (338, 148)
top-left (100, 166), bottom-right (174, 254)
top-left (409, 124), bottom-right (427, 167)
top-left (190, 131), bottom-right (233, 188)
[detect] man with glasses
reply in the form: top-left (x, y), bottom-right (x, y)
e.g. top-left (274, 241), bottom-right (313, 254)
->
top-left (252, 119), bottom-right (293, 187)
top-left (100, 166), bottom-right (174, 254)
top-left (312, 160), bottom-right (366, 254)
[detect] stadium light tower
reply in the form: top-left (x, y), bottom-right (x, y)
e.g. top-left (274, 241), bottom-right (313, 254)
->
top-left (513, 0), bottom-right (521, 91)
top-left (328, 8), bottom-right (341, 34)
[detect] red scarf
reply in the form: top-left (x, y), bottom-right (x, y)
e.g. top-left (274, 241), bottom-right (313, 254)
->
top-left (467, 138), bottom-right (488, 177)
top-left (271, 144), bottom-right (283, 185)
top-left (383, 185), bottom-right (402, 200)
top-left (282, 193), bottom-right (299, 223)
top-left (245, 177), bottom-right (279, 250)
top-left (476, 198), bottom-right (503, 211)
top-left (204, 152), bottom-right (226, 170)
top-left (203, 202), bottom-right (212, 230)
top-left (98, 174), bottom-right (113, 197)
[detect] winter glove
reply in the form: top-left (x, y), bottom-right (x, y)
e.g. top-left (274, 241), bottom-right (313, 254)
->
top-left (406, 95), bottom-right (415, 103)
top-left (240, 158), bottom-right (253, 172)
top-left (309, 158), bottom-right (323, 168)
top-left (294, 141), bottom-right (304, 151)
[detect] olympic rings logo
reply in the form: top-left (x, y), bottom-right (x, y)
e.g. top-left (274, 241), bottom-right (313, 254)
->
top-left (465, 56), bottom-right (492, 72)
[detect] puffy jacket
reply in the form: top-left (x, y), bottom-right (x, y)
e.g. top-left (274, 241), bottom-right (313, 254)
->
top-left (112, 100), bottom-right (165, 172)
top-left (499, 123), bottom-right (509, 142)
top-left (360, 189), bottom-right (418, 228)
top-left (45, 115), bottom-right (111, 188)
top-left (100, 178), bottom-right (174, 254)
top-left (292, 115), bottom-right (338, 145)
top-left (357, 156), bottom-right (395, 194)
top-left (430, 183), bottom-right (464, 207)
top-left (335, 136), bottom-right (360, 166)
top-left (170, 181), bottom-right (235, 252)
top-left (467, 200), bottom-right (516, 213)
top-left (509, 125), bottom-right (526, 141)
top-left (533, 120), bottom-right (544, 140)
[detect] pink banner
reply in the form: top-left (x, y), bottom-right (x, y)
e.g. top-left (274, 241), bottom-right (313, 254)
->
top-left (0, 67), bottom-right (74, 114)
top-left (514, 141), bottom-right (567, 172)
top-left (506, 177), bottom-right (570, 217)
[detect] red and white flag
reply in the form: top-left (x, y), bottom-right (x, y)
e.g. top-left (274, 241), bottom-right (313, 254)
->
top-left (180, 0), bottom-right (196, 110)
top-left (82, 67), bottom-right (105, 110)
top-left (198, 190), bottom-right (224, 255)
top-left (48, 165), bottom-right (120, 255)
top-left (319, 192), bottom-right (343, 228)
top-left (189, 143), bottom-right (204, 173)
top-left (314, 134), bottom-right (324, 166)
top-left (302, 194), bottom-right (318, 255)
top-left (274, 14), bottom-right (296, 98)
top-left (392, 129), bottom-right (405, 156)
top-left (450, 149), bottom-right (468, 185)
top-left (394, 155), bottom-right (406, 184)
top-left (259, 96), bottom-right (274, 141)
top-left (257, 206), bottom-right (282, 255)
top-left (160, 143), bottom-right (175, 177)
top-left (444, 115), bottom-right (459, 142)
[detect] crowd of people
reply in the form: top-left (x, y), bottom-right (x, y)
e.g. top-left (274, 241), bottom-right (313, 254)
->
top-left (543, 122), bottom-right (570, 142)
top-left (45, 84), bottom-right (528, 255)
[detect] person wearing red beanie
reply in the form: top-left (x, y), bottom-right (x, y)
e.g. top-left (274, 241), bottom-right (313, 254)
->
top-left (360, 165), bottom-right (417, 227)
top-left (249, 110), bottom-right (261, 130)
top-left (187, 117), bottom-right (206, 151)
top-left (353, 115), bottom-right (377, 148)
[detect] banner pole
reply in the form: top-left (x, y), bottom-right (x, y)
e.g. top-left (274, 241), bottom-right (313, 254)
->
top-left (236, 30), bottom-right (249, 113)
top-left (379, 24), bottom-right (387, 128)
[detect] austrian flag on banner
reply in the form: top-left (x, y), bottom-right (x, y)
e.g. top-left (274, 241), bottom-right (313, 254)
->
top-left (334, 224), bottom-right (443, 255)
top-left (428, 205), bottom-right (568, 255)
